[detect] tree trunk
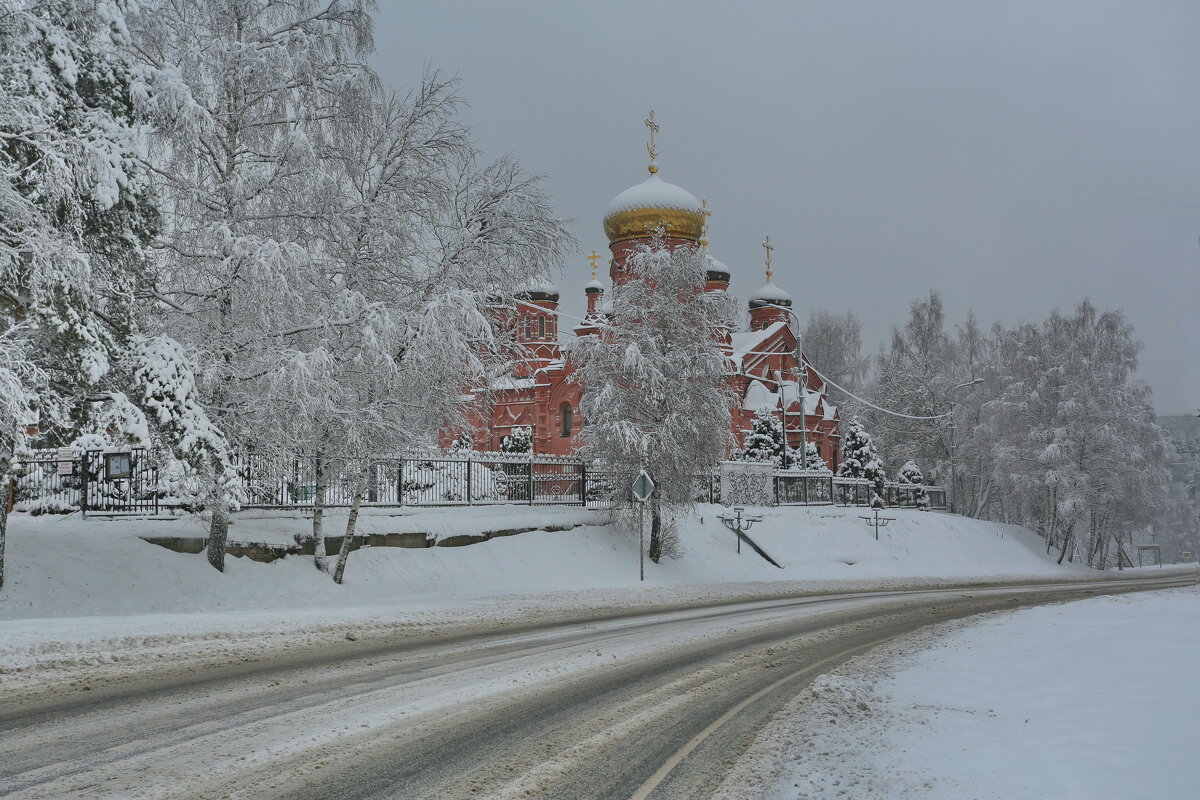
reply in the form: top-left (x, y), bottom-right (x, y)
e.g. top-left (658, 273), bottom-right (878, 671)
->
top-left (312, 456), bottom-right (329, 572)
top-left (1056, 521), bottom-right (1073, 564)
top-left (648, 497), bottom-right (663, 564)
top-left (333, 466), bottom-right (368, 585)
top-left (207, 502), bottom-right (229, 572)
top-left (0, 437), bottom-right (11, 591)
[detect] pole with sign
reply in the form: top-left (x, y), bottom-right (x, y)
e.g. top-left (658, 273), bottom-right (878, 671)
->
top-left (631, 470), bottom-right (655, 582)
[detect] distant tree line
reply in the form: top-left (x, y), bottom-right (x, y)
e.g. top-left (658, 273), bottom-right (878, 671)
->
top-left (802, 291), bottom-right (1187, 566)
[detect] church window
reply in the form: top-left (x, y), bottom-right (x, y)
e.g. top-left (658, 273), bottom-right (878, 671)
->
top-left (524, 316), bottom-right (531, 338)
top-left (560, 403), bottom-right (573, 437)
top-left (538, 315), bottom-right (546, 339)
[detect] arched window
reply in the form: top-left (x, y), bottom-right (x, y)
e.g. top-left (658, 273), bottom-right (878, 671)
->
top-left (523, 316), bottom-right (531, 338)
top-left (560, 403), bottom-right (573, 437)
top-left (538, 315), bottom-right (546, 339)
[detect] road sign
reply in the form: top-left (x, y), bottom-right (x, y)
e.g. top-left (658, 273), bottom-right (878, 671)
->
top-left (631, 470), bottom-right (655, 502)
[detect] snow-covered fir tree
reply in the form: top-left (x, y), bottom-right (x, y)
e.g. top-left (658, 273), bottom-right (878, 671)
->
top-left (740, 409), bottom-right (785, 464)
top-left (801, 441), bottom-right (830, 472)
top-left (574, 233), bottom-right (735, 563)
top-left (501, 426), bottom-right (533, 454)
top-left (837, 417), bottom-right (887, 495)
top-left (1, 0), bottom-right (158, 588)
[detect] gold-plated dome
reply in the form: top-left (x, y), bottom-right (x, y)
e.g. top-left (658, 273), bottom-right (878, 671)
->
top-left (602, 174), bottom-right (705, 244)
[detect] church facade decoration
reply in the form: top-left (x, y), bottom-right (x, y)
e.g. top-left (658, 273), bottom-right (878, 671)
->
top-left (446, 115), bottom-right (842, 468)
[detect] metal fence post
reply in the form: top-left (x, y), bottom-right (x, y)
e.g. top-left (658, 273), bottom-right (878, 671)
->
top-left (397, 457), bottom-right (404, 507)
top-left (528, 456), bottom-right (535, 506)
top-left (466, 453), bottom-right (473, 505)
top-left (79, 454), bottom-right (88, 518)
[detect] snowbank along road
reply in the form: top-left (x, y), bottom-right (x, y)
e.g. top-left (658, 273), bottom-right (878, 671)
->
top-left (1, 571), bottom-right (1193, 800)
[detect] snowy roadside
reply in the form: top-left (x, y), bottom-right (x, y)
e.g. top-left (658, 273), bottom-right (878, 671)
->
top-left (715, 585), bottom-right (1200, 800)
top-left (3, 504), bottom-right (1184, 704)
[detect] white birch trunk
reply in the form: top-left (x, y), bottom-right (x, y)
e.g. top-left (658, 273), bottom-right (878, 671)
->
top-left (333, 466), bottom-right (368, 585)
top-left (312, 457), bottom-right (329, 573)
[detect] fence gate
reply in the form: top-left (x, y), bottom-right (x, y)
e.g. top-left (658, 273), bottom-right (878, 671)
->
top-left (81, 449), bottom-right (160, 515)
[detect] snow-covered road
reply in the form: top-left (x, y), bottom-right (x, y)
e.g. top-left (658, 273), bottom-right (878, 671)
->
top-left (1, 572), bottom-right (1192, 800)
top-left (721, 579), bottom-right (1200, 800)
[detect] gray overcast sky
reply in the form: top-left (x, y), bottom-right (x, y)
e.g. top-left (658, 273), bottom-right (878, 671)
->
top-left (372, 0), bottom-right (1199, 414)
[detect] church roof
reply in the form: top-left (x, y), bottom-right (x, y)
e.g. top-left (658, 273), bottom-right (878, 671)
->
top-left (605, 174), bottom-right (702, 217)
top-left (748, 277), bottom-right (792, 304)
top-left (729, 321), bottom-right (790, 368)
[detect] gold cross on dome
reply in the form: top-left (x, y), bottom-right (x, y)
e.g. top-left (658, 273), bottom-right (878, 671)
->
top-left (587, 249), bottom-right (602, 280)
top-left (644, 109), bottom-right (660, 174)
top-left (762, 234), bottom-right (774, 279)
top-left (699, 198), bottom-right (711, 248)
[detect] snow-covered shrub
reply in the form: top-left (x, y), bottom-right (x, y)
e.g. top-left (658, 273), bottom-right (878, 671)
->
top-left (897, 459), bottom-right (930, 509)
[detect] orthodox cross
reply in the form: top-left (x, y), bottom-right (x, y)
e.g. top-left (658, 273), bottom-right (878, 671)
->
top-left (587, 249), bottom-right (602, 280)
top-left (699, 198), bottom-right (711, 248)
top-left (762, 234), bottom-right (774, 280)
top-left (644, 109), bottom-right (660, 174)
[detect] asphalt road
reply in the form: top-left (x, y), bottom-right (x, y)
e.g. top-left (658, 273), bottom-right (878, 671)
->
top-left (1, 572), bottom-right (1193, 799)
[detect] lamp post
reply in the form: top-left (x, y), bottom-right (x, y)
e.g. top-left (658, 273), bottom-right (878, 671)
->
top-left (859, 508), bottom-right (896, 540)
top-left (947, 378), bottom-right (984, 514)
top-left (718, 506), bottom-right (762, 554)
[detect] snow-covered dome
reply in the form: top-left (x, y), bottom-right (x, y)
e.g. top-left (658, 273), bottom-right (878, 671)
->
top-left (748, 277), bottom-right (792, 307)
top-left (584, 278), bottom-right (605, 294)
top-left (603, 174), bottom-right (705, 244)
top-left (705, 252), bottom-right (731, 284)
top-left (522, 278), bottom-right (560, 302)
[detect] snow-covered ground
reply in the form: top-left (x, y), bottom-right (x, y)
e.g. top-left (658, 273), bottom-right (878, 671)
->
top-left (0, 504), bottom-right (1094, 694)
top-left (720, 585), bottom-right (1200, 800)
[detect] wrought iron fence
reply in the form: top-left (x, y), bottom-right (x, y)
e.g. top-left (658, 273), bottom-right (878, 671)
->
top-left (774, 470), bottom-right (946, 510)
top-left (13, 448), bottom-right (159, 516)
top-left (9, 448), bottom-right (946, 515)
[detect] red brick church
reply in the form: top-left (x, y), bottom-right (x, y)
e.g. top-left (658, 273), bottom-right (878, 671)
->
top-left (448, 125), bottom-right (842, 469)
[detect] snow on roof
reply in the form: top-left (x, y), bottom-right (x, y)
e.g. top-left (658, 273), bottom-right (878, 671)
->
top-left (742, 379), bottom-right (778, 411)
top-left (705, 252), bottom-right (730, 274)
top-left (524, 278), bottom-right (559, 295)
top-left (729, 321), bottom-right (787, 367)
top-left (489, 375), bottom-right (535, 391)
top-left (584, 278), bottom-right (605, 291)
top-left (749, 277), bottom-right (792, 303)
top-left (604, 174), bottom-right (702, 218)
top-left (778, 382), bottom-right (825, 416)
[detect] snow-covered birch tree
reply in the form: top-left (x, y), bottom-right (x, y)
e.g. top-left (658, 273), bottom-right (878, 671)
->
top-left (260, 77), bottom-right (572, 582)
top-left (126, 0), bottom-right (376, 571)
top-left (573, 235), bottom-right (734, 563)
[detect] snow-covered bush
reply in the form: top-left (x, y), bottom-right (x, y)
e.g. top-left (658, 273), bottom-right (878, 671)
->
top-left (897, 459), bottom-right (930, 509)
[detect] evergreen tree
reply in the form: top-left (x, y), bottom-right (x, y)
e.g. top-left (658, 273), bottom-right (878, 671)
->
top-left (837, 417), bottom-right (887, 495)
top-left (742, 409), bottom-right (784, 464)
top-left (501, 426), bottom-right (532, 454)
top-left (1, 0), bottom-right (157, 589)
top-left (800, 441), bottom-right (830, 472)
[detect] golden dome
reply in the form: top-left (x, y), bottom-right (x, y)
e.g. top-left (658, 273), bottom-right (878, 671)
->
top-left (602, 174), bottom-right (705, 244)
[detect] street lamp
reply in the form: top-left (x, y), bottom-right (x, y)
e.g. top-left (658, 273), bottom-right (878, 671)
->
top-left (947, 378), bottom-right (984, 514)
top-left (718, 506), bottom-right (763, 554)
